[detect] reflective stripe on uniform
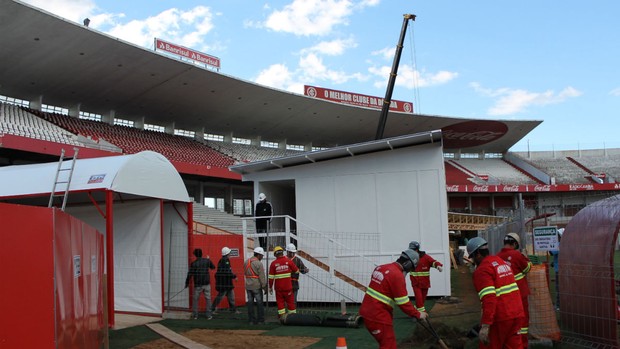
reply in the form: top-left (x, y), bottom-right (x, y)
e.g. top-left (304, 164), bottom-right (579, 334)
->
top-left (394, 295), bottom-right (410, 305)
top-left (478, 286), bottom-right (496, 299)
top-left (516, 262), bottom-right (532, 280)
top-left (479, 282), bottom-right (519, 299)
top-left (269, 273), bottom-right (291, 279)
top-left (365, 287), bottom-right (395, 307)
top-left (409, 271), bottom-right (430, 277)
top-left (520, 327), bottom-right (528, 334)
top-left (497, 282), bottom-right (519, 296)
top-left (278, 308), bottom-right (286, 315)
top-left (246, 258), bottom-right (259, 279)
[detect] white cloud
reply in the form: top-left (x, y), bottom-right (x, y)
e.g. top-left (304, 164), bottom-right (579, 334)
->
top-left (254, 53), bottom-right (366, 93)
top-left (299, 53), bottom-right (350, 83)
top-left (264, 0), bottom-right (354, 36)
top-left (371, 47), bottom-right (394, 60)
top-left (300, 37), bottom-right (357, 56)
top-left (105, 6), bottom-right (216, 50)
top-left (255, 64), bottom-right (296, 91)
top-left (470, 82), bottom-right (583, 116)
top-left (369, 64), bottom-right (458, 89)
top-left (610, 87), bottom-right (620, 96)
top-left (358, 0), bottom-right (381, 7)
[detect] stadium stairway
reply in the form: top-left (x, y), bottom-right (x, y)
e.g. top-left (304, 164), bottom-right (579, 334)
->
top-left (192, 202), bottom-right (255, 235)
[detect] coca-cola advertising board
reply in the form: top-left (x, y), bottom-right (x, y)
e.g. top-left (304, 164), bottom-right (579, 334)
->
top-left (442, 121), bottom-right (508, 148)
top-left (155, 38), bottom-right (220, 69)
top-left (445, 183), bottom-right (620, 193)
top-left (304, 85), bottom-right (413, 113)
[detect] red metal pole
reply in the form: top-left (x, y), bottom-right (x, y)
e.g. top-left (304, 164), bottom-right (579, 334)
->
top-left (105, 190), bottom-right (115, 328)
top-left (187, 201), bottom-right (194, 312)
top-left (160, 199), bottom-right (165, 314)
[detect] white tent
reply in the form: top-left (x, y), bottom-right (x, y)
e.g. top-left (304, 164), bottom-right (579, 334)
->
top-left (0, 150), bottom-right (188, 202)
top-left (0, 151), bottom-right (191, 326)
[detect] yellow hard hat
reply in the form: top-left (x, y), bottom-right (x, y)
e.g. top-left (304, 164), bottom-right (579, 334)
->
top-left (273, 246), bottom-right (284, 254)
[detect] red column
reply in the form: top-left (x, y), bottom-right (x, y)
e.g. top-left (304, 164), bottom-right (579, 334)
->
top-left (160, 200), bottom-right (165, 313)
top-left (187, 202), bottom-right (194, 311)
top-left (105, 190), bottom-right (115, 328)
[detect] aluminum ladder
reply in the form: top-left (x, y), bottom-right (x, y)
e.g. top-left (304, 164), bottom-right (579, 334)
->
top-left (48, 147), bottom-right (79, 211)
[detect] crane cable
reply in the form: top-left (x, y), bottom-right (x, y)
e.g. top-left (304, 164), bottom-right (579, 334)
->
top-left (407, 22), bottom-right (421, 114)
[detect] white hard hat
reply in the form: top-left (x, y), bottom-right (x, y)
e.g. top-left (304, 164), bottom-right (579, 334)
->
top-left (504, 233), bottom-right (521, 246)
top-left (557, 228), bottom-right (565, 237)
top-left (221, 247), bottom-right (231, 256)
top-left (253, 247), bottom-right (265, 256)
top-left (258, 193), bottom-right (266, 201)
top-left (286, 243), bottom-right (297, 253)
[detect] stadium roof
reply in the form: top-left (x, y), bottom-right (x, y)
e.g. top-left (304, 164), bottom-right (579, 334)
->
top-left (0, 0), bottom-right (542, 153)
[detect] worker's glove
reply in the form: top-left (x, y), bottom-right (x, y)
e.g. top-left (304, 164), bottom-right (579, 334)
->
top-left (437, 266), bottom-right (443, 272)
top-left (418, 311), bottom-right (428, 320)
top-left (479, 324), bottom-right (490, 345)
top-left (269, 288), bottom-right (273, 295)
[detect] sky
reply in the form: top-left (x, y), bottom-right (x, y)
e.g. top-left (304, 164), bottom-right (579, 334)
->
top-left (20, 0), bottom-right (620, 152)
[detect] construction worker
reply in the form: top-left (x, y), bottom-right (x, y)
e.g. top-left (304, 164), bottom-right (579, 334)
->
top-left (359, 249), bottom-right (428, 349)
top-left (255, 193), bottom-right (273, 248)
top-left (408, 240), bottom-right (443, 313)
top-left (211, 247), bottom-right (240, 314)
top-left (286, 243), bottom-right (309, 306)
top-left (245, 246), bottom-right (267, 325)
top-left (268, 246), bottom-right (299, 318)
top-left (467, 237), bottom-right (524, 349)
top-left (185, 248), bottom-right (216, 320)
top-left (496, 233), bottom-right (532, 349)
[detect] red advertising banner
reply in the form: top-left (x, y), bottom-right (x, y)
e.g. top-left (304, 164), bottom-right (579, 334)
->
top-left (155, 38), bottom-right (220, 69)
top-left (445, 182), bottom-right (620, 193)
top-left (304, 85), bottom-right (414, 113)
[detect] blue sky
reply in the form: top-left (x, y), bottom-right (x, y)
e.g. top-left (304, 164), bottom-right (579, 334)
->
top-left (22, 0), bottom-right (620, 152)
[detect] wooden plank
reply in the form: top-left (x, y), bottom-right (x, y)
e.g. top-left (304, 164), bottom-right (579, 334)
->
top-left (297, 250), bottom-right (366, 292)
top-left (449, 247), bottom-right (458, 269)
top-left (146, 323), bottom-right (213, 349)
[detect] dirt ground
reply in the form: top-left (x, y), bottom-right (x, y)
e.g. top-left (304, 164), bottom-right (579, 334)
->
top-left (399, 264), bottom-right (482, 349)
top-left (132, 329), bottom-right (321, 349)
top-left (131, 264), bottom-right (481, 349)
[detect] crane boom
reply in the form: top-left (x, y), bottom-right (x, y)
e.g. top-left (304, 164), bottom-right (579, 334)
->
top-left (375, 13), bottom-right (416, 140)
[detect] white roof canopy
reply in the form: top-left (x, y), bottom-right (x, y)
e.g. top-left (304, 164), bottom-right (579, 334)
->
top-left (0, 151), bottom-right (190, 202)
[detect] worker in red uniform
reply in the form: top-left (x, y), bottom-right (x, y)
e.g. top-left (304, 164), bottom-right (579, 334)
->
top-left (360, 249), bottom-right (428, 349)
top-left (268, 246), bottom-right (299, 319)
top-left (408, 240), bottom-right (443, 312)
top-left (467, 237), bottom-right (524, 349)
top-left (496, 233), bottom-right (532, 349)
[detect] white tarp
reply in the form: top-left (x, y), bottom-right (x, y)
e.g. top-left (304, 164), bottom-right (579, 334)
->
top-left (68, 200), bottom-right (163, 314)
top-left (0, 151), bottom-right (190, 202)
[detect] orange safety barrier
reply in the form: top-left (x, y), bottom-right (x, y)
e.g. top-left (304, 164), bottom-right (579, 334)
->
top-left (527, 264), bottom-right (561, 341)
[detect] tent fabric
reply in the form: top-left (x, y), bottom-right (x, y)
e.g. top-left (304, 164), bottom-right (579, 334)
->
top-left (68, 200), bottom-right (164, 314)
top-left (0, 151), bottom-right (190, 202)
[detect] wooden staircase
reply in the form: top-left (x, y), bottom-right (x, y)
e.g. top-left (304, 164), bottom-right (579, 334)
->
top-left (296, 250), bottom-right (367, 292)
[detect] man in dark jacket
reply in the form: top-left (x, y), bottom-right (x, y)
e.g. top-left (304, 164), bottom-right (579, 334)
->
top-left (211, 246), bottom-right (240, 314)
top-left (254, 193), bottom-right (273, 248)
top-left (185, 248), bottom-right (216, 319)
